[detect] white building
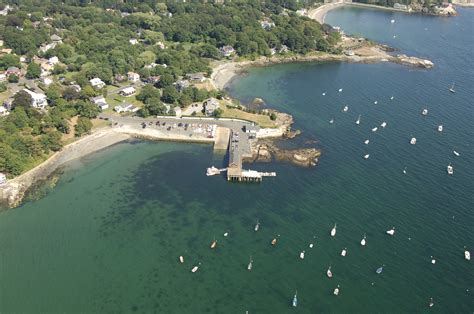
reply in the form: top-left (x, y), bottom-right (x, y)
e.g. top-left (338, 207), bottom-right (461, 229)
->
top-left (0, 73), bottom-right (6, 82)
top-left (127, 72), bottom-right (140, 83)
top-left (90, 77), bottom-right (105, 89)
top-left (48, 56), bottom-right (59, 65)
top-left (219, 45), bottom-right (236, 57)
top-left (0, 106), bottom-right (10, 117)
top-left (174, 106), bottom-right (182, 117)
top-left (41, 77), bottom-right (53, 86)
top-left (119, 86), bottom-right (136, 97)
top-left (23, 89), bottom-right (48, 109)
top-left (129, 38), bottom-right (138, 45)
top-left (91, 96), bottom-right (109, 110)
top-left (0, 172), bottom-right (7, 185)
top-left (114, 103), bottom-right (139, 113)
top-left (203, 98), bottom-right (220, 116)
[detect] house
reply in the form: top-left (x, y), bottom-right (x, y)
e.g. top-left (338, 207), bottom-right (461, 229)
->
top-left (41, 77), bottom-right (53, 86)
top-left (114, 74), bottom-right (126, 82)
top-left (50, 34), bottom-right (62, 43)
top-left (279, 45), bottom-right (289, 54)
top-left (203, 98), bottom-right (220, 116)
top-left (0, 106), bottom-right (10, 117)
top-left (156, 41), bottom-right (166, 49)
top-left (127, 71), bottom-right (140, 83)
top-left (175, 80), bottom-right (190, 92)
top-left (393, 3), bottom-right (409, 10)
top-left (39, 43), bottom-right (56, 53)
top-left (70, 84), bottom-right (81, 92)
top-left (174, 106), bottom-right (182, 117)
top-left (0, 172), bottom-right (7, 185)
top-left (144, 63), bottom-right (158, 69)
top-left (129, 38), bottom-right (138, 45)
top-left (48, 56), bottom-right (59, 65)
top-left (91, 96), bottom-right (109, 110)
top-left (186, 73), bottom-right (206, 83)
top-left (0, 5), bottom-right (11, 16)
top-left (6, 67), bottom-right (20, 76)
top-left (0, 48), bottom-right (12, 55)
top-left (0, 73), bottom-right (6, 82)
top-left (114, 103), bottom-right (139, 113)
top-left (119, 86), bottom-right (136, 97)
top-left (220, 45), bottom-right (236, 57)
top-left (243, 124), bottom-right (259, 139)
top-left (90, 77), bottom-right (105, 89)
top-left (147, 76), bottom-right (161, 84)
top-left (260, 20), bottom-right (275, 30)
top-left (23, 89), bottom-right (48, 109)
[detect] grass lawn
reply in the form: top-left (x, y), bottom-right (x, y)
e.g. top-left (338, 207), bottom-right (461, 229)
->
top-left (221, 105), bottom-right (277, 128)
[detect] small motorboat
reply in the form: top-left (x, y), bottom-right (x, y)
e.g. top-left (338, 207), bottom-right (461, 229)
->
top-left (386, 227), bottom-right (395, 236)
top-left (465, 250), bottom-right (471, 261)
top-left (179, 256), bottom-right (184, 263)
top-left (449, 82), bottom-right (455, 93)
top-left (271, 238), bottom-right (277, 246)
top-left (322, 92), bottom-right (326, 96)
top-left (364, 139), bottom-right (370, 145)
top-left (300, 251), bottom-right (305, 259)
top-left (431, 256), bottom-right (436, 264)
top-left (254, 220), bottom-right (260, 232)
top-left (380, 121), bottom-right (387, 128)
top-left (309, 243), bottom-right (314, 249)
top-left (374, 101), bottom-right (378, 105)
top-left (447, 164), bottom-right (453, 175)
top-left (330, 224), bottom-right (337, 237)
top-left (224, 232), bottom-right (229, 237)
top-left (327, 266), bottom-right (333, 278)
top-left (247, 256), bottom-right (253, 271)
top-left (437, 125), bottom-right (443, 132)
top-left (422, 109), bottom-right (428, 116)
top-left (429, 297), bottom-right (434, 308)
top-left (453, 150), bottom-right (460, 157)
top-left (341, 248), bottom-right (347, 257)
top-left (403, 167), bottom-right (407, 174)
top-left (376, 265), bottom-right (384, 274)
top-left (364, 154), bottom-right (370, 159)
top-left (343, 106), bottom-right (348, 112)
top-left (191, 265), bottom-right (199, 273)
top-left (210, 239), bottom-right (217, 249)
top-left (391, 19), bottom-right (395, 23)
top-left (372, 127), bottom-right (378, 132)
top-left (410, 137), bottom-right (417, 145)
top-left (292, 291), bottom-right (298, 307)
top-left (333, 285), bottom-right (340, 296)
top-left (338, 88), bottom-right (343, 92)
top-left (390, 96), bottom-right (394, 100)
top-left (361, 234), bottom-right (367, 246)
top-left (356, 115), bottom-right (361, 125)
top-left (329, 119), bottom-right (334, 124)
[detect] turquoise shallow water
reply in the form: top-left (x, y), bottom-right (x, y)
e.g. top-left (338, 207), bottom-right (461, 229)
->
top-left (1, 7), bottom-right (473, 313)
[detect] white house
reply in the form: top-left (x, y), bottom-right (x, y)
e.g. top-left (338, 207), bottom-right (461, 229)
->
top-left (114, 103), bottom-right (139, 113)
top-left (0, 106), bottom-right (10, 117)
top-left (219, 45), bottom-right (236, 57)
top-left (156, 41), bottom-right (166, 49)
top-left (91, 96), bottom-right (109, 110)
top-left (0, 172), bottom-right (7, 185)
top-left (23, 89), bottom-right (48, 109)
top-left (48, 56), bottom-right (59, 65)
top-left (129, 38), bottom-right (138, 45)
top-left (0, 73), bottom-right (6, 82)
top-left (203, 98), bottom-right (220, 116)
top-left (119, 86), bottom-right (136, 97)
top-left (41, 77), bottom-right (53, 86)
top-left (0, 5), bottom-right (11, 16)
top-left (127, 72), bottom-right (140, 83)
top-left (90, 77), bottom-right (105, 89)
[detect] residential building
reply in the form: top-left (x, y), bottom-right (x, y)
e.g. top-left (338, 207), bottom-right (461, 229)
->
top-left (0, 172), bottom-right (7, 185)
top-left (203, 98), bottom-right (220, 116)
top-left (394, 3), bottom-right (409, 10)
top-left (260, 20), bottom-right (275, 30)
top-left (39, 43), bottom-right (56, 53)
top-left (174, 106), bottom-right (182, 117)
top-left (41, 77), bottom-right (53, 86)
top-left (90, 77), bottom-right (105, 89)
top-left (70, 84), bottom-right (81, 92)
top-left (0, 48), bottom-right (12, 55)
top-left (114, 74), bottom-right (126, 82)
top-left (219, 45), bottom-right (236, 57)
top-left (175, 80), bottom-right (190, 92)
top-left (114, 103), bottom-right (139, 113)
top-left (50, 34), bottom-right (63, 43)
top-left (0, 40), bottom-right (3, 47)
top-left (23, 89), bottom-right (48, 109)
top-left (279, 45), bottom-right (289, 54)
top-left (0, 106), bottom-right (10, 117)
top-left (0, 73), bottom-right (6, 82)
top-left (147, 76), bottom-right (161, 84)
top-left (127, 72), bottom-right (140, 83)
top-left (0, 5), bottom-right (11, 16)
top-left (91, 96), bottom-right (109, 110)
top-left (6, 67), bottom-right (20, 76)
top-left (243, 125), bottom-right (259, 139)
top-left (48, 56), bottom-right (59, 65)
top-left (156, 41), bottom-right (166, 49)
top-left (119, 86), bottom-right (136, 97)
top-left (186, 73), bottom-right (206, 83)
top-left (129, 38), bottom-right (138, 45)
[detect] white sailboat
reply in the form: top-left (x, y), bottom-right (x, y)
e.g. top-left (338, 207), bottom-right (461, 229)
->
top-left (372, 127), bottom-right (378, 132)
top-left (343, 106), bottom-right (348, 112)
top-left (322, 92), bottom-right (326, 96)
top-left (410, 137), bottom-right (417, 145)
top-left (374, 101), bottom-right (378, 105)
top-left (465, 250), bottom-right (471, 261)
top-left (338, 88), bottom-right (343, 92)
top-left (390, 96), bottom-right (394, 100)
top-left (380, 121), bottom-right (387, 128)
top-left (329, 119), bottom-right (334, 124)
top-left (449, 82), bottom-right (455, 93)
top-left (364, 154), bottom-right (370, 159)
top-left (360, 234), bottom-right (367, 246)
top-left (403, 167), bottom-right (407, 174)
top-left (431, 256), bottom-right (436, 264)
top-left (333, 285), bottom-right (340, 296)
top-left (254, 220), bottom-right (260, 231)
top-left (210, 239), bottom-right (217, 249)
top-left (179, 256), bottom-right (184, 263)
top-left (248, 256), bottom-right (253, 271)
top-left (386, 227), bottom-right (395, 236)
top-left (391, 19), bottom-right (395, 23)
top-left (300, 251), bottom-right (305, 259)
top-left (429, 298), bottom-right (434, 308)
top-left (191, 263), bottom-right (200, 273)
top-left (330, 224), bottom-right (337, 237)
top-left (341, 248), bottom-right (347, 257)
top-left (364, 139), bottom-right (370, 145)
top-left (453, 150), bottom-right (460, 157)
top-left (422, 109), bottom-right (428, 116)
top-left (447, 164), bottom-right (453, 175)
top-left (437, 125), bottom-right (443, 132)
top-left (224, 232), bottom-right (229, 237)
top-left (356, 115), bottom-right (361, 125)
top-left (327, 266), bottom-right (333, 278)
top-left (292, 291), bottom-right (298, 307)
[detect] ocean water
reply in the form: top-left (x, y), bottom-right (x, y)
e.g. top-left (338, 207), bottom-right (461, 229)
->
top-left (1, 7), bottom-right (473, 313)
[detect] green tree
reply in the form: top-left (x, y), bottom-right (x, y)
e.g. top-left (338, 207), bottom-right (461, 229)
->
top-left (12, 90), bottom-right (32, 109)
top-left (75, 117), bottom-right (93, 137)
top-left (75, 100), bottom-right (100, 119)
top-left (0, 54), bottom-right (21, 70)
top-left (26, 62), bottom-right (41, 79)
top-left (161, 86), bottom-right (179, 104)
top-left (8, 74), bottom-right (19, 83)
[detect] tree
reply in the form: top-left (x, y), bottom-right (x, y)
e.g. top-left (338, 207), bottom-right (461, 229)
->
top-left (8, 74), bottom-right (19, 83)
top-left (0, 83), bottom-right (6, 93)
top-left (270, 112), bottom-right (277, 121)
top-left (12, 91), bottom-right (32, 109)
top-left (41, 131), bottom-right (63, 152)
top-left (75, 117), bottom-right (93, 137)
top-left (178, 93), bottom-right (192, 108)
top-left (213, 108), bottom-right (224, 118)
top-left (161, 86), bottom-right (179, 104)
top-left (136, 84), bottom-right (161, 103)
top-left (75, 100), bottom-right (100, 119)
top-left (0, 54), bottom-right (21, 70)
top-left (157, 73), bottom-right (174, 88)
top-left (26, 63), bottom-right (41, 79)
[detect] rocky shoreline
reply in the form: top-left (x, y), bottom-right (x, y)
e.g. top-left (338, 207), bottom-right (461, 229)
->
top-left (245, 140), bottom-right (321, 167)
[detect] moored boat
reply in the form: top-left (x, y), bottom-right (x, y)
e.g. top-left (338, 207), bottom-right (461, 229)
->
top-left (410, 137), bottom-right (417, 145)
top-left (191, 265), bottom-right (199, 273)
top-left (254, 220), bottom-right (260, 231)
top-left (361, 234), bottom-right (367, 246)
top-left (356, 115), bottom-right (361, 125)
top-left (376, 265), bottom-right (384, 274)
top-left (364, 154), bottom-right (370, 159)
top-left (179, 256), bottom-right (184, 263)
top-left (447, 164), bottom-right (453, 175)
top-left (333, 285), bottom-right (340, 296)
top-left (422, 109), bottom-right (428, 116)
top-left (300, 251), bottom-right (305, 259)
top-left (341, 248), bottom-right (347, 257)
top-left (438, 125), bottom-right (443, 132)
top-left (381, 121), bottom-right (387, 128)
top-left (210, 239), bottom-right (217, 249)
top-left (343, 106), bottom-right (348, 112)
top-left (248, 256), bottom-right (253, 271)
top-left (364, 139), bottom-right (370, 145)
top-left (292, 291), bottom-right (298, 307)
top-left (327, 266), bottom-right (333, 278)
top-left (330, 224), bottom-right (337, 237)
top-left (449, 82), bottom-right (455, 93)
top-left (329, 119), bottom-right (334, 124)
top-left (386, 227), bottom-right (395, 236)
top-left (465, 250), bottom-right (471, 261)
top-left (372, 127), bottom-right (378, 132)
top-left (453, 150), bottom-right (460, 157)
